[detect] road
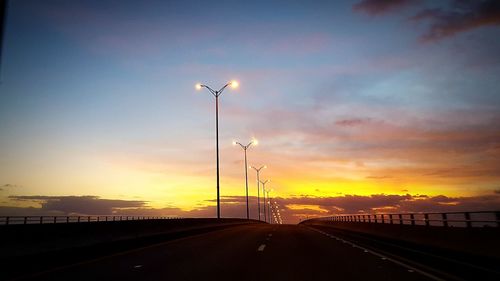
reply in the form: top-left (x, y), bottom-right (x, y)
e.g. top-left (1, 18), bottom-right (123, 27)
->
top-left (19, 224), bottom-right (436, 281)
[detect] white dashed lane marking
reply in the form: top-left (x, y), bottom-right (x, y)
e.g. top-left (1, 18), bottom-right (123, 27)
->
top-left (257, 244), bottom-right (266, 252)
top-left (307, 227), bottom-right (445, 281)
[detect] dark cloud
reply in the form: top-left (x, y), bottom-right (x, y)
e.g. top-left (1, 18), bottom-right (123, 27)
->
top-left (412, 0), bottom-right (500, 42)
top-left (9, 196), bottom-right (146, 215)
top-left (3, 193), bottom-right (500, 224)
top-left (335, 118), bottom-right (368, 127)
top-left (354, 0), bottom-right (500, 42)
top-left (353, 0), bottom-right (419, 15)
top-left (1, 184), bottom-right (21, 188)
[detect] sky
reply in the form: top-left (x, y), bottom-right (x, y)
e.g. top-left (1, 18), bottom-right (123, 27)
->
top-left (1, 0), bottom-right (499, 223)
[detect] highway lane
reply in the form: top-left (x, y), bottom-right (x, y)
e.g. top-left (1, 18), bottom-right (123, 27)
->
top-left (23, 224), bottom-right (432, 281)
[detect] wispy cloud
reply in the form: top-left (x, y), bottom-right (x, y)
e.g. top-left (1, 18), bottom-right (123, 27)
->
top-left (353, 0), bottom-right (419, 16)
top-left (354, 0), bottom-right (500, 42)
top-left (412, 0), bottom-right (500, 42)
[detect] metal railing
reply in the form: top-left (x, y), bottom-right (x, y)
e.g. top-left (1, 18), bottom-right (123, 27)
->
top-left (0, 216), bottom-right (183, 225)
top-left (310, 211), bottom-right (500, 228)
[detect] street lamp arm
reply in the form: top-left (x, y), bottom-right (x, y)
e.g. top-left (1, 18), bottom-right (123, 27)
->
top-left (235, 142), bottom-right (246, 149)
top-left (216, 82), bottom-right (231, 96)
top-left (200, 85), bottom-right (217, 97)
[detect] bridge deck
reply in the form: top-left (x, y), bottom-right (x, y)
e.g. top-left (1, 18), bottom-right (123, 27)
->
top-left (25, 224), bottom-right (432, 281)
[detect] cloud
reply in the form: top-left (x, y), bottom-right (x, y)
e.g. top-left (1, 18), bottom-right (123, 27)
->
top-left (335, 118), bottom-right (368, 127)
top-left (365, 175), bottom-right (393, 179)
top-left (3, 193), bottom-right (500, 224)
top-left (354, 0), bottom-right (500, 42)
top-left (1, 184), bottom-right (21, 188)
top-left (353, 0), bottom-right (419, 15)
top-left (412, 0), bottom-right (500, 42)
top-left (9, 196), bottom-right (146, 215)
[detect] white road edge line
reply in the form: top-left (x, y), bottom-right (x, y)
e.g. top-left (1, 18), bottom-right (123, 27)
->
top-left (306, 226), bottom-right (446, 281)
top-left (257, 244), bottom-right (266, 252)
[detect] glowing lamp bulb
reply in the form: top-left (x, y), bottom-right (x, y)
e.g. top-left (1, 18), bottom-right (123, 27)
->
top-left (230, 80), bottom-right (239, 88)
top-left (195, 83), bottom-right (202, 90)
top-left (252, 139), bottom-right (258, 145)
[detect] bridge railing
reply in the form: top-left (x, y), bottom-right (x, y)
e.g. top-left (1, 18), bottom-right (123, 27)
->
top-left (310, 211), bottom-right (500, 228)
top-left (0, 216), bottom-right (184, 225)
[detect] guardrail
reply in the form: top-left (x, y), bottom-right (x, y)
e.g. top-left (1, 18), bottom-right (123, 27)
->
top-left (0, 216), bottom-right (183, 225)
top-left (308, 211), bottom-right (500, 228)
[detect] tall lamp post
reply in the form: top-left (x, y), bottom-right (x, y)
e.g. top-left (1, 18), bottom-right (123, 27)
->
top-left (233, 139), bottom-right (258, 219)
top-left (196, 80), bottom-right (239, 219)
top-left (251, 165), bottom-right (266, 221)
top-left (260, 179), bottom-right (269, 223)
top-left (266, 188), bottom-right (272, 224)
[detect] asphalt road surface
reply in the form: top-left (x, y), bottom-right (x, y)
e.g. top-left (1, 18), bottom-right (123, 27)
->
top-left (23, 224), bottom-right (439, 281)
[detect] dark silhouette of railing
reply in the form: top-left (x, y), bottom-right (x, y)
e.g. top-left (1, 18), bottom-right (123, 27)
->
top-left (0, 216), bottom-right (183, 225)
top-left (308, 211), bottom-right (500, 228)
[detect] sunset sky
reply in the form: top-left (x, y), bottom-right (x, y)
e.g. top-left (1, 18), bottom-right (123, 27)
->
top-left (1, 0), bottom-right (499, 223)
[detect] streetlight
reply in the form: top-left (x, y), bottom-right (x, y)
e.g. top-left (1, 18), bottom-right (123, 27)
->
top-left (196, 80), bottom-right (239, 219)
top-left (260, 179), bottom-right (269, 223)
top-left (266, 188), bottom-right (273, 224)
top-left (233, 139), bottom-right (257, 219)
top-left (250, 165), bottom-right (266, 221)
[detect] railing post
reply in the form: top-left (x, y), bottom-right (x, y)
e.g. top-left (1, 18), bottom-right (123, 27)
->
top-left (442, 213), bottom-right (448, 227)
top-left (5, 217), bottom-right (9, 225)
top-left (40, 216), bottom-right (43, 224)
top-left (78, 216), bottom-right (81, 223)
top-left (88, 216), bottom-right (91, 222)
top-left (465, 212), bottom-right (472, 228)
top-left (389, 214), bottom-right (393, 224)
top-left (54, 216), bottom-right (57, 224)
top-left (399, 214), bottom-right (403, 224)
top-left (424, 213), bottom-right (429, 227)
top-left (381, 214), bottom-right (385, 224)
top-left (368, 215), bottom-right (371, 223)
top-left (66, 216), bottom-right (69, 223)
top-left (24, 217), bottom-right (27, 224)
top-left (496, 212), bottom-right (500, 228)
top-left (410, 214), bottom-right (415, 226)
top-left (374, 214), bottom-right (378, 223)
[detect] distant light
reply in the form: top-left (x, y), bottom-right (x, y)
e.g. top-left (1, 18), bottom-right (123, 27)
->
top-left (195, 83), bottom-right (202, 90)
top-left (230, 80), bottom-right (239, 89)
top-left (252, 139), bottom-right (259, 146)
top-left (232, 141), bottom-right (237, 146)
top-left (264, 165), bottom-right (267, 169)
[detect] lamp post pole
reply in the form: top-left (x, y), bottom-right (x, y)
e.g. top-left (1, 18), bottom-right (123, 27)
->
top-left (251, 165), bottom-right (266, 221)
top-left (196, 81), bottom-right (239, 219)
top-left (260, 180), bottom-right (269, 223)
top-left (266, 189), bottom-right (272, 224)
top-left (234, 140), bottom-right (257, 219)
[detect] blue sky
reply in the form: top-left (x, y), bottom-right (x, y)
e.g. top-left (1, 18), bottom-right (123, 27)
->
top-left (1, 0), bottom-right (499, 222)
